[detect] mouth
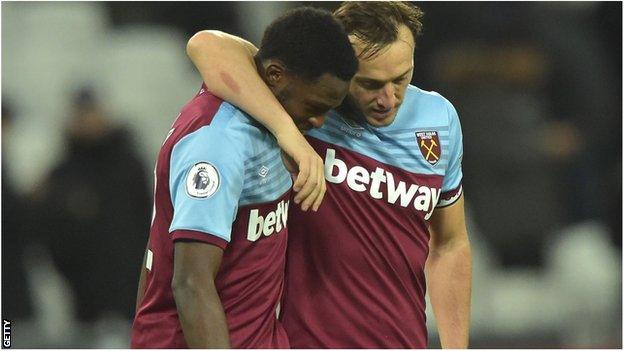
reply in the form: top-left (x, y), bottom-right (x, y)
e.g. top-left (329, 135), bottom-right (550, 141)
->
top-left (369, 108), bottom-right (393, 120)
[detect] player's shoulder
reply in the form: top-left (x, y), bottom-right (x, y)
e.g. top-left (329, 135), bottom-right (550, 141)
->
top-left (405, 84), bottom-right (454, 103)
top-left (174, 86), bottom-right (241, 137)
top-left (169, 86), bottom-right (267, 158)
top-left (399, 85), bottom-right (459, 127)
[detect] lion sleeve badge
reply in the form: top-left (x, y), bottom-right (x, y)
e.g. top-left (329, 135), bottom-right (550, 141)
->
top-left (186, 162), bottom-right (220, 198)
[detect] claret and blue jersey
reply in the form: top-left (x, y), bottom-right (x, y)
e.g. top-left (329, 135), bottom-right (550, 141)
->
top-left (281, 85), bottom-right (464, 348)
top-left (131, 86), bottom-right (292, 348)
top-left (131, 83), bottom-right (464, 349)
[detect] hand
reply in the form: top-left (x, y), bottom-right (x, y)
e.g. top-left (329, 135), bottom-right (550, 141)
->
top-left (276, 128), bottom-right (326, 212)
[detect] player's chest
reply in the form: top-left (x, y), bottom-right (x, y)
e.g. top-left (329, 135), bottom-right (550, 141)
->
top-left (312, 116), bottom-right (453, 175)
top-left (238, 147), bottom-right (292, 207)
top-left (311, 138), bottom-right (444, 221)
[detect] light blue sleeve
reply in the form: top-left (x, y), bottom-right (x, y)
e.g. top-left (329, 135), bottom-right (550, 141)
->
top-left (441, 100), bottom-right (464, 193)
top-left (169, 125), bottom-right (245, 242)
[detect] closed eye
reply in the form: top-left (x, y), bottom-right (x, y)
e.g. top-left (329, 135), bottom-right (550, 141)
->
top-left (357, 79), bottom-right (385, 90)
top-left (393, 76), bottom-right (408, 84)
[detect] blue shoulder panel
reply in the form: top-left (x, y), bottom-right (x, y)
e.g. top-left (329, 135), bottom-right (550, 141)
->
top-left (169, 103), bottom-right (249, 242)
top-left (439, 97), bottom-right (463, 192)
top-left (306, 85), bottom-right (463, 190)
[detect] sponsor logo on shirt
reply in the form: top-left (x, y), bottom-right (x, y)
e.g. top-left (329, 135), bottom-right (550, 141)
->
top-left (186, 162), bottom-right (220, 198)
top-left (247, 199), bottom-right (289, 242)
top-left (325, 149), bottom-right (440, 220)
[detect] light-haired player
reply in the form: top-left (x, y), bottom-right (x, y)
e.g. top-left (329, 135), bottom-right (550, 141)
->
top-left (186, 2), bottom-right (471, 348)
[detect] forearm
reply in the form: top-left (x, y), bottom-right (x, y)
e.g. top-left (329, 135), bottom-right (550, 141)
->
top-left (186, 30), bottom-right (326, 210)
top-left (426, 238), bottom-right (472, 348)
top-left (186, 30), bottom-right (298, 137)
top-left (173, 283), bottom-right (230, 348)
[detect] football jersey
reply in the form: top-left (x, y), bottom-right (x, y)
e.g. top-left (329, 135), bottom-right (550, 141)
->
top-left (131, 86), bottom-right (292, 348)
top-left (280, 85), bottom-right (463, 348)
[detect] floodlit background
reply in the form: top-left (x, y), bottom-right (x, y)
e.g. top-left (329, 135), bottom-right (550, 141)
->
top-left (2, 1), bottom-right (621, 348)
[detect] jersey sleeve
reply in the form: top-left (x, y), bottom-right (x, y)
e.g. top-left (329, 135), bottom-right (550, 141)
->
top-left (437, 100), bottom-right (464, 208)
top-left (168, 124), bottom-right (245, 248)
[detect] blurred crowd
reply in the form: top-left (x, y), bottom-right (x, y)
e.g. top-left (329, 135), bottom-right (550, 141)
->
top-left (2, 2), bottom-right (621, 348)
top-left (3, 88), bottom-right (152, 347)
top-left (416, 2), bottom-right (621, 267)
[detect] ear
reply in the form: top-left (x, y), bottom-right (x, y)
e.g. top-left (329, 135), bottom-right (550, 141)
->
top-left (265, 60), bottom-right (287, 87)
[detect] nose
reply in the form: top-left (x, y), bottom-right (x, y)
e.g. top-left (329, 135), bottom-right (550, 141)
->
top-left (375, 84), bottom-right (397, 109)
top-left (307, 114), bottom-right (326, 129)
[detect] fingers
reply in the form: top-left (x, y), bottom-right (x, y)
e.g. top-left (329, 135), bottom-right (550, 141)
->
top-left (292, 158), bottom-right (309, 193)
top-left (275, 130), bottom-right (326, 212)
top-left (295, 154), bottom-right (326, 212)
top-left (311, 162), bottom-right (326, 212)
top-left (293, 154), bottom-right (317, 207)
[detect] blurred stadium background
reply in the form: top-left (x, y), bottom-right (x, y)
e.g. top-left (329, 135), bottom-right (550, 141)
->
top-left (1, 1), bottom-right (621, 348)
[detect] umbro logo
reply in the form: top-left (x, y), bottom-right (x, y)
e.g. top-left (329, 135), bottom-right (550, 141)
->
top-left (339, 116), bottom-right (364, 138)
top-left (258, 165), bottom-right (269, 178)
top-left (341, 116), bottom-right (364, 130)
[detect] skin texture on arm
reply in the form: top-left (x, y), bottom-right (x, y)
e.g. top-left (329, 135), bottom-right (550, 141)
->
top-left (186, 31), bottom-right (326, 211)
top-left (172, 241), bottom-right (230, 348)
top-left (426, 195), bottom-right (472, 348)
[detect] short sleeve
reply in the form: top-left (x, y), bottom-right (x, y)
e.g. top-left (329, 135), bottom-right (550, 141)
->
top-left (169, 124), bottom-right (245, 246)
top-left (438, 100), bottom-right (464, 208)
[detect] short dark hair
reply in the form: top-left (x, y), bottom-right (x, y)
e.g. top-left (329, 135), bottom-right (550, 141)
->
top-left (257, 7), bottom-right (358, 82)
top-left (334, 1), bottom-right (424, 59)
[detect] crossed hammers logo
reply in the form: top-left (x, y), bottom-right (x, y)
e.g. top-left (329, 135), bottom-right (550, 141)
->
top-left (420, 138), bottom-right (439, 161)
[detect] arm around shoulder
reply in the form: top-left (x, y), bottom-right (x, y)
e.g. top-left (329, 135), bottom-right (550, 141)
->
top-left (185, 30), bottom-right (328, 212)
top-left (186, 30), bottom-right (294, 137)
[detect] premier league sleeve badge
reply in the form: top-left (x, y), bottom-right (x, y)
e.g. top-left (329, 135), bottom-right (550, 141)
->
top-left (185, 162), bottom-right (220, 198)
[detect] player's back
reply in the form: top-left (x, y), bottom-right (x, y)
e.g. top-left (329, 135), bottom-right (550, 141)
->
top-left (131, 86), bottom-right (292, 348)
top-left (281, 85), bottom-right (464, 348)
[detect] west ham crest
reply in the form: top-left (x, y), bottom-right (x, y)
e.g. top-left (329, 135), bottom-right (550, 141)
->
top-left (416, 131), bottom-right (441, 165)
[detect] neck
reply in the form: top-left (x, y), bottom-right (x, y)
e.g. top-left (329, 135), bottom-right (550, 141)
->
top-left (336, 95), bottom-right (366, 124)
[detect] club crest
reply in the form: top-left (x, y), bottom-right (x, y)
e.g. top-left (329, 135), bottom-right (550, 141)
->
top-left (416, 131), bottom-right (441, 165)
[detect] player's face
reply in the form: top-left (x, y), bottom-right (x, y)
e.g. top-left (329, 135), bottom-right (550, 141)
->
top-left (347, 24), bottom-right (415, 127)
top-left (277, 73), bottom-right (350, 132)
